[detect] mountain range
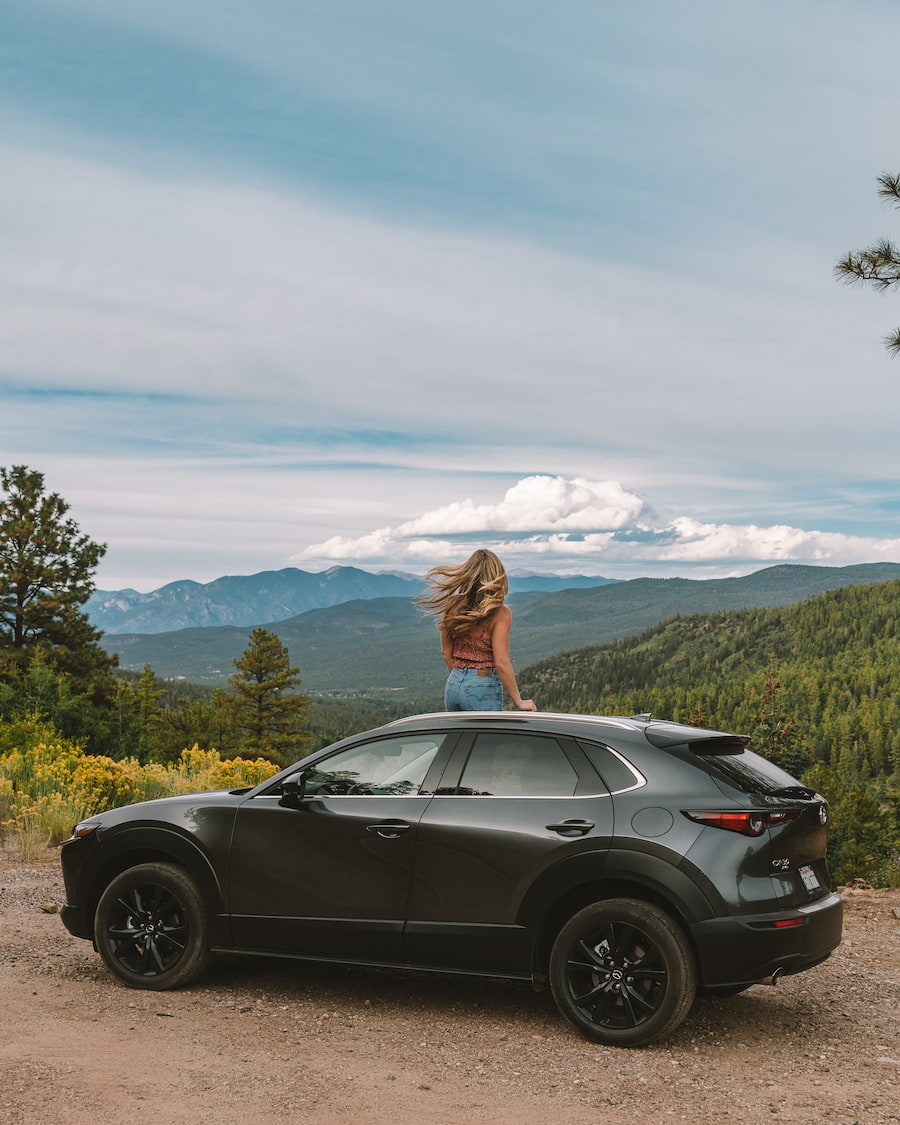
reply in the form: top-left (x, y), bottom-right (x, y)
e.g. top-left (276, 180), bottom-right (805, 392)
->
top-left (87, 566), bottom-right (616, 635)
top-left (98, 562), bottom-right (900, 701)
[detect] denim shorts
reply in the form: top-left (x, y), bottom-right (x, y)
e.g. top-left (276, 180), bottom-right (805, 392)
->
top-left (444, 667), bottom-right (503, 711)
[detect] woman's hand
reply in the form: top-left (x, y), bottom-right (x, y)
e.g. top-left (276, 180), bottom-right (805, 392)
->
top-left (517, 699), bottom-right (537, 712)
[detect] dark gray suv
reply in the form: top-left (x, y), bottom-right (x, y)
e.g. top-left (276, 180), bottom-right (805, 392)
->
top-left (60, 712), bottom-right (843, 1047)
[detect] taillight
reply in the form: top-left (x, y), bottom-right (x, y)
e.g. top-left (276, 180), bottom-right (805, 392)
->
top-left (683, 809), bottom-right (800, 836)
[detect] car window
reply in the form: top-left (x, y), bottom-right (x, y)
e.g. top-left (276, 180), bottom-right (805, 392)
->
top-left (686, 747), bottom-right (805, 796)
top-left (457, 732), bottom-right (578, 797)
top-left (577, 739), bottom-right (643, 793)
top-left (302, 734), bottom-right (445, 795)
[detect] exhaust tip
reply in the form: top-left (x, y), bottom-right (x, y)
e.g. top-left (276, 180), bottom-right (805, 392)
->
top-left (761, 967), bottom-right (784, 987)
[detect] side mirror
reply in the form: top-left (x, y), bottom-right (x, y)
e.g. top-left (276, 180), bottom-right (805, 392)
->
top-left (279, 771), bottom-right (308, 809)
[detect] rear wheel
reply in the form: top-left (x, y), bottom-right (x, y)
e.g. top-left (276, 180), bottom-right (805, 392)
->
top-left (94, 862), bottom-right (210, 990)
top-left (549, 898), bottom-right (696, 1047)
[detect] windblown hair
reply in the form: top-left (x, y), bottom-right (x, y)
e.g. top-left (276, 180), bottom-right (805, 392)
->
top-left (416, 549), bottom-right (509, 638)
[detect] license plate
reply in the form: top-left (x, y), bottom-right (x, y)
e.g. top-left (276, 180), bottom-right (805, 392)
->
top-left (799, 864), bottom-right (820, 892)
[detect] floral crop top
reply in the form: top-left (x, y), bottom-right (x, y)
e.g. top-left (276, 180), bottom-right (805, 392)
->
top-left (450, 629), bottom-right (494, 669)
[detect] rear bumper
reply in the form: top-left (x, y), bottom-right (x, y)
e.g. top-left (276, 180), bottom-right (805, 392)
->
top-left (691, 891), bottom-right (843, 988)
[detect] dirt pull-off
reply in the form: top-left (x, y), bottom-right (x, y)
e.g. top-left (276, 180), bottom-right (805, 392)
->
top-left (0, 848), bottom-right (898, 1125)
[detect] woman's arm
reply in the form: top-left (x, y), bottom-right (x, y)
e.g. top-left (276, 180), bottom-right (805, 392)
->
top-left (490, 607), bottom-right (536, 711)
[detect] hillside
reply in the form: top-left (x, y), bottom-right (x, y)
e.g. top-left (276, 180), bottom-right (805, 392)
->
top-left (100, 562), bottom-right (900, 699)
top-left (519, 577), bottom-right (900, 778)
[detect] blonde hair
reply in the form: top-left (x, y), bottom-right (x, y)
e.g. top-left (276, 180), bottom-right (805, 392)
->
top-left (416, 549), bottom-right (509, 638)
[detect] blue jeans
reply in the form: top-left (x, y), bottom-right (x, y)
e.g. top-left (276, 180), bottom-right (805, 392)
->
top-left (444, 667), bottom-right (503, 711)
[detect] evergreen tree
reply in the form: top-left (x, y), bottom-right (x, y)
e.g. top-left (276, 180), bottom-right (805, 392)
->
top-left (0, 465), bottom-right (113, 679)
top-left (112, 665), bottom-right (168, 761)
top-left (150, 688), bottom-right (241, 764)
top-left (0, 466), bottom-right (118, 748)
top-left (229, 628), bottom-right (312, 765)
top-left (750, 665), bottom-right (816, 778)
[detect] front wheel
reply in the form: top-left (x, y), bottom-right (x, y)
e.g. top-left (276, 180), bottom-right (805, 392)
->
top-left (549, 898), bottom-right (697, 1047)
top-left (94, 862), bottom-right (210, 990)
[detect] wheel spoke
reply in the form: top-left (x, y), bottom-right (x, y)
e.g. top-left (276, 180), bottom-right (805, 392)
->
top-left (147, 936), bottom-right (169, 973)
top-left (570, 937), bottom-right (608, 972)
top-left (622, 979), bottom-right (661, 1017)
top-left (157, 923), bottom-right (187, 951)
top-left (605, 919), bottom-right (634, 959)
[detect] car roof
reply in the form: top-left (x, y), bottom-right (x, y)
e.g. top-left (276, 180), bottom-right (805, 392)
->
top-left (384, 710), bottom-right (749, 750)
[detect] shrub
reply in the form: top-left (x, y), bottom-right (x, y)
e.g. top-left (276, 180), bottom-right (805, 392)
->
top-left (0, 727), bottom-right (279, 856)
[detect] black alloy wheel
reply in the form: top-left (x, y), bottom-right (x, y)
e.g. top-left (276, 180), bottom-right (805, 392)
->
top-left (549, 898), bottom-right (697, 1047)
top-left (94, 862), bottom-right (210, 990)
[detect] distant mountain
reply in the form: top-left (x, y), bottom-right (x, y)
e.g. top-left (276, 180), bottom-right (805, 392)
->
top-left (87, 567), bottom-right (617, 635)
top-left (100, 562), bottom-right (900, 700)
top-left (86, 567), bottom-right (423, 635)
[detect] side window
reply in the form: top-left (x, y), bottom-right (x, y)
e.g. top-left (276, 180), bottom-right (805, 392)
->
top-left (578, 739), bottom-right (643, 793)
top-left (457, 733), bottom-right (578, 797)
top-left (302, 734), bottom-right (446, 795)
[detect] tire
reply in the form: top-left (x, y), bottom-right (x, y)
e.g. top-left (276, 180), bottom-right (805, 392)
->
top-left (94, 862), bottom-right (211, 991)
top-left (549, 898), bottom-right (697, 1047)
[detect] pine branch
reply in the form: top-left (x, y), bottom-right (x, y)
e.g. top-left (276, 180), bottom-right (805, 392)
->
top-left (835, 239), bottom-right (900, 289)
top-left (876, 171), bottom-right (900, 207)
top-left (885, 327), bottom-right (900, 357)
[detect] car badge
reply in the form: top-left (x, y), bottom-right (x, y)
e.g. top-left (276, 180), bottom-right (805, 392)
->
top-left (818, 805), bottom-right (828, 825)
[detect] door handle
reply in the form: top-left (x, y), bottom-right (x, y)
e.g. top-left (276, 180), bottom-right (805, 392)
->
top-left (365, 820), bottom-right (412, 839)
top-left (546, 819), bottom-right (594, 837)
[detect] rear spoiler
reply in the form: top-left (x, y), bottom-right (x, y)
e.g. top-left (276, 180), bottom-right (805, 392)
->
top-left (641, 721), bottom-right (751, 755)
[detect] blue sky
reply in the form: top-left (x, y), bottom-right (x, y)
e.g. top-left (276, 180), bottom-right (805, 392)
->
top-left (3, 0), bottom-right (900, 590)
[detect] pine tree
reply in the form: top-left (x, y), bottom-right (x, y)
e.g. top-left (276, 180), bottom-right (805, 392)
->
top-left (0, 465), bottom-right (117, 734)
top-left (229, 628), bottom-right (312, 765)
top-left (0, 466), bottom-right (110, 662)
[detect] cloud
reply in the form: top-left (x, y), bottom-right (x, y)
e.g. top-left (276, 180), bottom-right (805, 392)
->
top-left (395, 477), bottom-right (646, 535)
top-left (298, 474), bottom-right (900, 574)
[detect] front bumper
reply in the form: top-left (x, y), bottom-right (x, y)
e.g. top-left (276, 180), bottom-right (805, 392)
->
top-left (58, 831), bottom-right (103, 941)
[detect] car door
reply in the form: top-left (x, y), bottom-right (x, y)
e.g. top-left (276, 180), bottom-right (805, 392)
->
top-left (403, 730), bottom-right (615, 975)
top-left (227, 730), bottom-right (452, 962)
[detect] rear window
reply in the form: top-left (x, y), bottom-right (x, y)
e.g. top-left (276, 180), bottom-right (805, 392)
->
top-left (671, 744), bottom-right (803, 797)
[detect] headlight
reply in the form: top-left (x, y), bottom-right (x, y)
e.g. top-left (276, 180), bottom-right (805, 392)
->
top-left (68, 819), bottom-right (101, 841)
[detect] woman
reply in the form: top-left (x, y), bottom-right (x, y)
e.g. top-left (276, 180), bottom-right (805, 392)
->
top-left (417, 549), bottom-right (537, 712)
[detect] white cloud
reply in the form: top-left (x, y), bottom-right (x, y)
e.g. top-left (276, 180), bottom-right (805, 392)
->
top-left (394, 477), bottom-right (646, 535)
top-left (298, 474), bottom-right (900, 574)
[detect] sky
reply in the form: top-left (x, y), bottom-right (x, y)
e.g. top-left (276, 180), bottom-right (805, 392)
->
top-left (3, 0), bottom-right (900, 591)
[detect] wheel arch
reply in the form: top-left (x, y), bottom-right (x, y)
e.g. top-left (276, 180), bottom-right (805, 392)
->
top-left (523, 848), bottom-right (714, 981)
top-left (87, 827), bottom-right (228, 947)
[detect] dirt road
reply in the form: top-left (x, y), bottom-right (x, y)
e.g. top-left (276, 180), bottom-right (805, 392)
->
top-left (1, 846), bottom-right (898, 1124)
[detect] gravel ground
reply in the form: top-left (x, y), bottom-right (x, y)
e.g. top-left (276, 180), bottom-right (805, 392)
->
top-left (0, 843), bottom-right (898, 1125)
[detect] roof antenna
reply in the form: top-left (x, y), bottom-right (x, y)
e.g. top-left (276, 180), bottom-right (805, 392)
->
top-left (632, 712), bottom-right (652, 722)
